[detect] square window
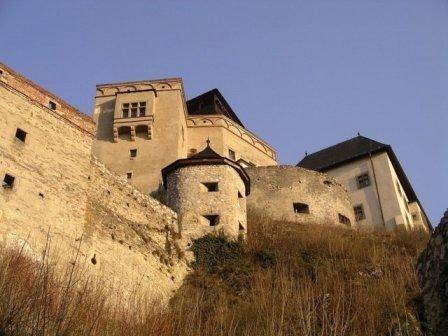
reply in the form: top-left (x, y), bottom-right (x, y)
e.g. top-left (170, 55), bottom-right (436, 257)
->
top-left (131, 102), bottom-right (138, 108)
top-left (131, 108), bottom-right (138, 117)
top-left (139, 107), bottom-right (146, 116)
top-left (228, 149), bottom-right (236, 161)
top-left (204, 215), bottom-right (219, 226)
top-left (354, 205), bottom-right (366, 221)
top-left (126, 172), bottom-right (132, 180)
top-left (203, 182), bottom-right (218, 192)
top-left (130, 149), bottom-right (137, 158)
top-left (2, 174), bottom-right (15, 189)
top-left (123, 103), bottom-right (129, 108)
top-left (293, 202), bottom-right (309, 214)
top-left (338, 214), bottom-right (351, 226)
top-left (48, 101), bottom-right (57, 110)
top-left (15, 128), bottom-right (27, 142)
top-left (139, 101), bottom-right (146, 106)
top-left (356, 173), bottom-right (370, 189)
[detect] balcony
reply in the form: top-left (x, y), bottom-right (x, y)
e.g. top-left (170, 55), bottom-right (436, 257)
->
top-left (113, 115), bottom-right (153, 142)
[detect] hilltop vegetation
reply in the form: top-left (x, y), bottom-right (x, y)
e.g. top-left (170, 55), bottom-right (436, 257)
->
top-left (0, 220), bottom-right (429, 336)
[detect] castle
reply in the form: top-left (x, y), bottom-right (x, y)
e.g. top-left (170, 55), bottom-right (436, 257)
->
top-left (0, 62), bottom-right (430, 301)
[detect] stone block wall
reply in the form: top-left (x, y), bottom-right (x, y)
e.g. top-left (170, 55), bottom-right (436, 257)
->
top-left (246, 166), bottom-right (356, 227)
top-left (417, 210), bottom-right (448, 335)
top-left (166, 165), bottom-right (247, 239)
top-left (0, 66), bottom-right (188, 303)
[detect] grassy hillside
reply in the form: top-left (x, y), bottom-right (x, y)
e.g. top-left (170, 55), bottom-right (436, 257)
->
top-left (0, 220), bottom-right (429, 336)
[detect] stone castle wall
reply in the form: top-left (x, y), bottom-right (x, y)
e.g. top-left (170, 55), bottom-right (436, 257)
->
top-left (166, 165), bottom-right (247, 239)
top-left (0, 66), bottom-right (188, 302)
top-left (246, 166), bottom-right (356, 227)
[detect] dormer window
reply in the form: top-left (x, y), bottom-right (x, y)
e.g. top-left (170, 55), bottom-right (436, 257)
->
top-left (122, 102), bottom-right (147, 118)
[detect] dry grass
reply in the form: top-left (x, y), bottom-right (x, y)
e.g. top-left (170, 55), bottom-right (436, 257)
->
top-left (0, 220), bottom-right (430, 336)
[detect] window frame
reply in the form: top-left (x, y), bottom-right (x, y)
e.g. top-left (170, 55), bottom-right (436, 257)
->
top-left (353, 204), bottom-right (366, 221)
top-left (15, 128), bottom-right (27, 142)
top-left (2, 173), bottom-right (15, 189)
top-left (203, 214), bottom-right (219, 227)
top-left (356, 173), bottom-right (371, 189)
top-left (202, 182), bottom-right (218, 192)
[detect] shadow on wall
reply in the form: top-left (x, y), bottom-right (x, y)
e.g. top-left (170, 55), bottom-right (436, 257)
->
top-left (95, 101), bottom-right (115, 141)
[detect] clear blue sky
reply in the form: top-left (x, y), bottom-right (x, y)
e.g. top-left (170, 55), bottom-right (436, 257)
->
top-left (1, 1), bottom-right (447, 224)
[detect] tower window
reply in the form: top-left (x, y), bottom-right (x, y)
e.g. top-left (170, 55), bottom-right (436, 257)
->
top-left (15, 128), bottom-right (27, 142)
top-left (354, 205), bottom-right (366, 221)
top-left (48, 101), bottom-right (57, 110)
top-left (356, 173), bottom-right (370, 189)
top-left (238, 191), bottom-right (243, 199)
top-left (126, 172), bottom-right (132, 180)
top-left (293, 202), bottom-right (309, 214)
top-left (203, 182), bottom-right (218, 192)
top-left (228, 149), bottom-right (236, 161)
top-left (122, 102), bottom-right (146, 118)
top-left (204, 215), bottom-right (219, 226)
top-left (338, 214), bottom-right (351, 226)
top-left (239, 222), bottom-right (245, 232)
top-left (2, 174), bottom-right (15, 189)
top-left (130, 149), bottom-right (137, 158)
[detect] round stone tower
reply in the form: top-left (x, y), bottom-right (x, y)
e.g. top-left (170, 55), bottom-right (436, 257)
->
top-left (162, 141), bottom-right (250, 239)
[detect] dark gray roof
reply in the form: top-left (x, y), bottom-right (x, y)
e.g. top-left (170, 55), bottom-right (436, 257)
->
top-left (187, 89), bottom-right (245, 128)
top-left (297, 135), bottom-right (431, 229)
top-left (297, 136), bottom-right (388, 171)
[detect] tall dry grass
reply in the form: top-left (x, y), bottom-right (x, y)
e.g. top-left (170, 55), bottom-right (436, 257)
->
top-left (0, 220), bottom-right (429, 336)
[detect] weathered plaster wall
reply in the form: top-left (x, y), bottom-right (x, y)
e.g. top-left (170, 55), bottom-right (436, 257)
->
top-left (92, 81), bottom-right (188, 195)
top-left (0, 69), bottom-right (188, 303)
top-left (166, 165), bottom-right (247, 239)
top-left (187, 115), bottom-right (277, 166)
top-left (246, 166), bottom-right (355, 227)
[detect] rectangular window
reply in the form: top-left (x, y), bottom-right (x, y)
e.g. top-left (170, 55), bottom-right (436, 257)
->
top-left (122, 103), bottom-right (129, 118)
top-left (293, 202), bottom-right (309, 214)
top-left (356, 173), bottom-right (370, 189)
top-left (238, 190), bottom-right (243, 199)
top-left (15, 128), bottom-right (27, 142)
top-left (228, 149), bottom-right (236, 161)
top-left (204, 215), bottom-right (219, 226)
top-left (338, 214), bottom-right (351, 226)
top-left (126, 172), bottom-right (132, 180)
top-left (130, 149), bottom-right (137, 158)
top-left (239, 222), bottom-right (245, 232)
top-left (354, 205), bottom-right (366, 221)
top-left (48, 101), bottom-right (57, 110)
top-left (203, 182), bottom-right (218, 192)
top-left (2, 174), bottom-right (15, 189)
top-left (139, 101), bottom-right (146, 116)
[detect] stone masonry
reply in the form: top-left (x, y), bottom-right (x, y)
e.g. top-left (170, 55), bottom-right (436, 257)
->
top-left (417, 210), bottom-right (448, 335)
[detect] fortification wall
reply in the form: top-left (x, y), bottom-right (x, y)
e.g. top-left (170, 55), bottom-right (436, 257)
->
top-left (0, 66), bottom-right (188, 303)
top-left (246, 166), bottom-right (356, 227)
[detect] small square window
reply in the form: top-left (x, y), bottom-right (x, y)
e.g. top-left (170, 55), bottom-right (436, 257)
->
top-left (228, 149), bottom-right (236, 161)
top-left (139, 101), bottom-right (146, 106)
top-left (338, 214), bottom-right (351, 226)
top-left (123, 103), bottom-right (129, 108)
top-left (48, 101), bottom-right (57, 110)
top-left (356, 173), bottom-right (370, 189)
top-left (2, 174), bottom-right (15, 189)
top-left (15, 128), bottom-right (27, 142)
top-left (204, 215), bottom-right (219, 226)
top-left (131, 108), bottom-right (138, 117)
top-left (139, 107), bottom-right (146, 116)
top-left (203, 182), bottom-right (218, 192)
top-left (130, 149), bottom-right (137, 158)
top-left (126, 172), bottom-right (132, 180)
top-left (293, 202), bottom-right (309, 214)
top-left (354, 205), bottom-right (366, 221)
